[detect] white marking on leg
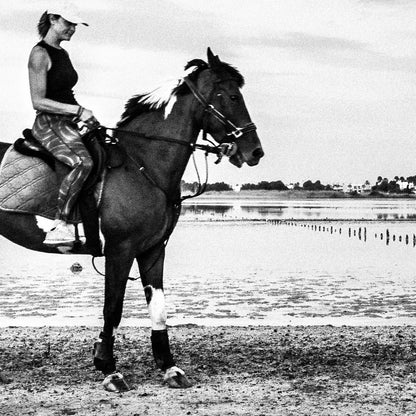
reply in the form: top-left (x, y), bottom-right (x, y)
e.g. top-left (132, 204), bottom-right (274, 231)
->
top-left (147, 286), bottom-right (167, 330)
top-left (35, 216), bottom-right (54, 233)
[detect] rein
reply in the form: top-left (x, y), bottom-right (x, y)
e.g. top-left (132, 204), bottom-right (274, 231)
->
top-left (104, 126), bottom-right (221, 156)
top-left (102, 126), bottom-right (216, 201)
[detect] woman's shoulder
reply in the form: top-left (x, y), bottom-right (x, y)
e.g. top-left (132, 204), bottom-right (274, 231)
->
top-left (28, 44), bottom-right (51, 69)
top-left (31, 42), bottom-right (48, 54)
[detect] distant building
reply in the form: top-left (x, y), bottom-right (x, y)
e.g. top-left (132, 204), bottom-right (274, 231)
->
top-left (232, 183), bottom-right (242, 192)
top-left (397, 180), bottom-right (415, 191)
top-left (342, 182), bottom-right (372, 194)
top-left (331, 184), bottom-right (344, 192)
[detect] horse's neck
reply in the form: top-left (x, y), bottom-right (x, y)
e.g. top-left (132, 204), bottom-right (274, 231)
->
top-left (121, 105), bottom-right (200, 197)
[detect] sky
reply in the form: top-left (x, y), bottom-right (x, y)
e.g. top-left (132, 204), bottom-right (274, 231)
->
top-left (1, 0), bottom-right (416, 186)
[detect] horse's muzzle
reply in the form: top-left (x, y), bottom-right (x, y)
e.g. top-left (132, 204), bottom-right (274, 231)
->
top-left (247, 147), bottom-right (264, 166)
top-left (230, 146), bottom-right (264, 167)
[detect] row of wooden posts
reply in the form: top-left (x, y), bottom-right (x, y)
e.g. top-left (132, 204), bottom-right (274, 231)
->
top-left (266, 219), bottom-right (416, 247)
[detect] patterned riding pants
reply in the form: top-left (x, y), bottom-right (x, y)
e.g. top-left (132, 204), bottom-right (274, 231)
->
top-left (32, 113), bottom-right (93, 221)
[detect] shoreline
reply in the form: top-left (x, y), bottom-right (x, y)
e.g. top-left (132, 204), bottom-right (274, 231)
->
top-left (186, 189), bottom-right (416, 200)
top-left (1, 316), bottom-right (415, 328)
top-left (1, 325), bottom-right (416, 415)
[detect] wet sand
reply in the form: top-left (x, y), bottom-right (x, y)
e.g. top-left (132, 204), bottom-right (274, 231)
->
top-left (1, 325), bottom-right (416, 415)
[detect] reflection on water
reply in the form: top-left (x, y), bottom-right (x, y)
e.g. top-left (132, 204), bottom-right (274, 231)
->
top-left (1, 198), bottom-right (416, 327)
top-left (182, 198), bottom-right (416, 221)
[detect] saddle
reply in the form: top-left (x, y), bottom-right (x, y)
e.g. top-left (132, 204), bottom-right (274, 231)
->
top-left (0, 127), bottom-right (124, 256)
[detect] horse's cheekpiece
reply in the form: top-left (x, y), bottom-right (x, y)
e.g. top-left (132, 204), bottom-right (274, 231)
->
top-left (102, 372), bottom-right (130, 393)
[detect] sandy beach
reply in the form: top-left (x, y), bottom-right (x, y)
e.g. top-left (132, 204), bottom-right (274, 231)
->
top-left (1, 325), bottom-right (416, 415)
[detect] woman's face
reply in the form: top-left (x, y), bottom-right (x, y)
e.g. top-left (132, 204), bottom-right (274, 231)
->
top-left (52, 16), bottom-right (77, 41)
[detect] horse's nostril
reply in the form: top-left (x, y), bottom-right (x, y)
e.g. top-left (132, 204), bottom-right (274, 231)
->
top-left (252, 148), bottom-right (264, 159)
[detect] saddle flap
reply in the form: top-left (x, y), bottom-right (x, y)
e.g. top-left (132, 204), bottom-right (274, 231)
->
top-left (0, 146), bottom-right (60, 219)
top-left (14, 130), bottom-right (56, 170)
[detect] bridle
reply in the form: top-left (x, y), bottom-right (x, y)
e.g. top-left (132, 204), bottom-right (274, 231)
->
top-left (104, 74), bottom-right (257, 153)
top-left (98, 73), bottom-right (258, 200)
top-left (183, 76), bottom-right (257, 140)
top-left (91, 70), bottom-right (259, 277)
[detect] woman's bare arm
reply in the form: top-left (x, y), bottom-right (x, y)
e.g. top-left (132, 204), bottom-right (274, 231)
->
top-left (28, 45), bottom-right (80, 116)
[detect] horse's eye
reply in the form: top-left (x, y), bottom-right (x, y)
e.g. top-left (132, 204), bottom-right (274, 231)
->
top-left (229, 95), bottom-right (240, 102)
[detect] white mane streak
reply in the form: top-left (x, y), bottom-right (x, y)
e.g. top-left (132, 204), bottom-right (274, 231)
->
top-left (138, 78), bottom-right (182, 119)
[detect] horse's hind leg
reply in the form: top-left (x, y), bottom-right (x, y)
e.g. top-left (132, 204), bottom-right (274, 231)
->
top-left (93, 244), bottom-right (134, 391)
top-left (137, 245), bottom-right (192, 388)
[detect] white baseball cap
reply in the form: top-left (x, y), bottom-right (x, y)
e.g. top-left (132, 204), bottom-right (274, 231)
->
top-left (47, 2), bottom-right (88, 26)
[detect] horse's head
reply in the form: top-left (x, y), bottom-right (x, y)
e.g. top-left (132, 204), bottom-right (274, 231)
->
top-left (184, 48), bottom-right (264, 167)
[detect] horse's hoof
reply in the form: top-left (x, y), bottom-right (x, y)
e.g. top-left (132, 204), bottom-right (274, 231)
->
top-left (164, 366), bottom-right (192, 389)
top-left (102, 372), bottom-right (130, 393)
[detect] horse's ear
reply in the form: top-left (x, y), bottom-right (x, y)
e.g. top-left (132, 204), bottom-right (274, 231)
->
top-left (184, 59), bottom-right (208, 71)
top-left (207, 47), bottom-right (221, 68)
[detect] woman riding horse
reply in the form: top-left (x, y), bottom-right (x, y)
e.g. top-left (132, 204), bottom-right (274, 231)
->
top-left (29, 4), bottom-right (98, 246)
top-left (0, 45), bottom-right (263, 390)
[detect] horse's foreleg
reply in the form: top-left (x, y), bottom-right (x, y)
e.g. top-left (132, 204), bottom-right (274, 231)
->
top-left (137, 245), bottom-right (192, 388)
top-left (93, 244), bottom-right (134, 392)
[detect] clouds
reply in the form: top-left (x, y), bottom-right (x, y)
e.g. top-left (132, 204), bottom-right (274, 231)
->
top-left (252, 33), bottom-right (366, 52)
top-left (1, 0), bottom-right (416, 185)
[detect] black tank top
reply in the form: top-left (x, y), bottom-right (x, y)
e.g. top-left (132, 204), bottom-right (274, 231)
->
top-left (37, 40), bottom-right (78, 105)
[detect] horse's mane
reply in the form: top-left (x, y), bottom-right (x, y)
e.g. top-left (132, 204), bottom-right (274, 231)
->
top-left (117, 58), bottom-right (244, 127)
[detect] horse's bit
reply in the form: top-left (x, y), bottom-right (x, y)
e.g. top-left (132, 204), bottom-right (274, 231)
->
top-left (183, 77), bottom-right (257, 140)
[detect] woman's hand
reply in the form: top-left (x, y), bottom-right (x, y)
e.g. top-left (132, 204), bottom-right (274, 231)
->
top-left (77, 106), bottom-right (99, 130)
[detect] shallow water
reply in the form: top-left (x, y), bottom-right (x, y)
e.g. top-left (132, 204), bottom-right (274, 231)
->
top-left (181, 197), bottom-right (416, 221)
top-left (1, 198), bottom-right (416, 327)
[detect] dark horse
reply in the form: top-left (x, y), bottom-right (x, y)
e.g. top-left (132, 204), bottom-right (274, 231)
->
top-left (0, 49), bottom-right (263, 390)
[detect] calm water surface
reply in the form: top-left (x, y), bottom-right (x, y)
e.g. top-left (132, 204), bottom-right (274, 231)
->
top-left (1, 198), bottom-right (416, 327)
top-left (181, 197), bottom-right (416, 221)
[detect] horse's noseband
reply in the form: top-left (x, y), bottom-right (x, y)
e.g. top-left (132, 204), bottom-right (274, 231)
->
top-left (183, 77), bottom-right (257, 140)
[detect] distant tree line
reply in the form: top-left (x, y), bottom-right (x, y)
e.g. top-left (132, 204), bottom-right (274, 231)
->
top-left (181, 175), bottom-right (416, 194)
top-left (241, 179), bottom-right (333, 191)
top-left (182, 179), bottom-right (334, 192)
top-left (371, 176), bottom-right (415, 194)
top-left (181, 180), bottom-right (232, 192)
top-left (241, 180), bottom-right (287, 190)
